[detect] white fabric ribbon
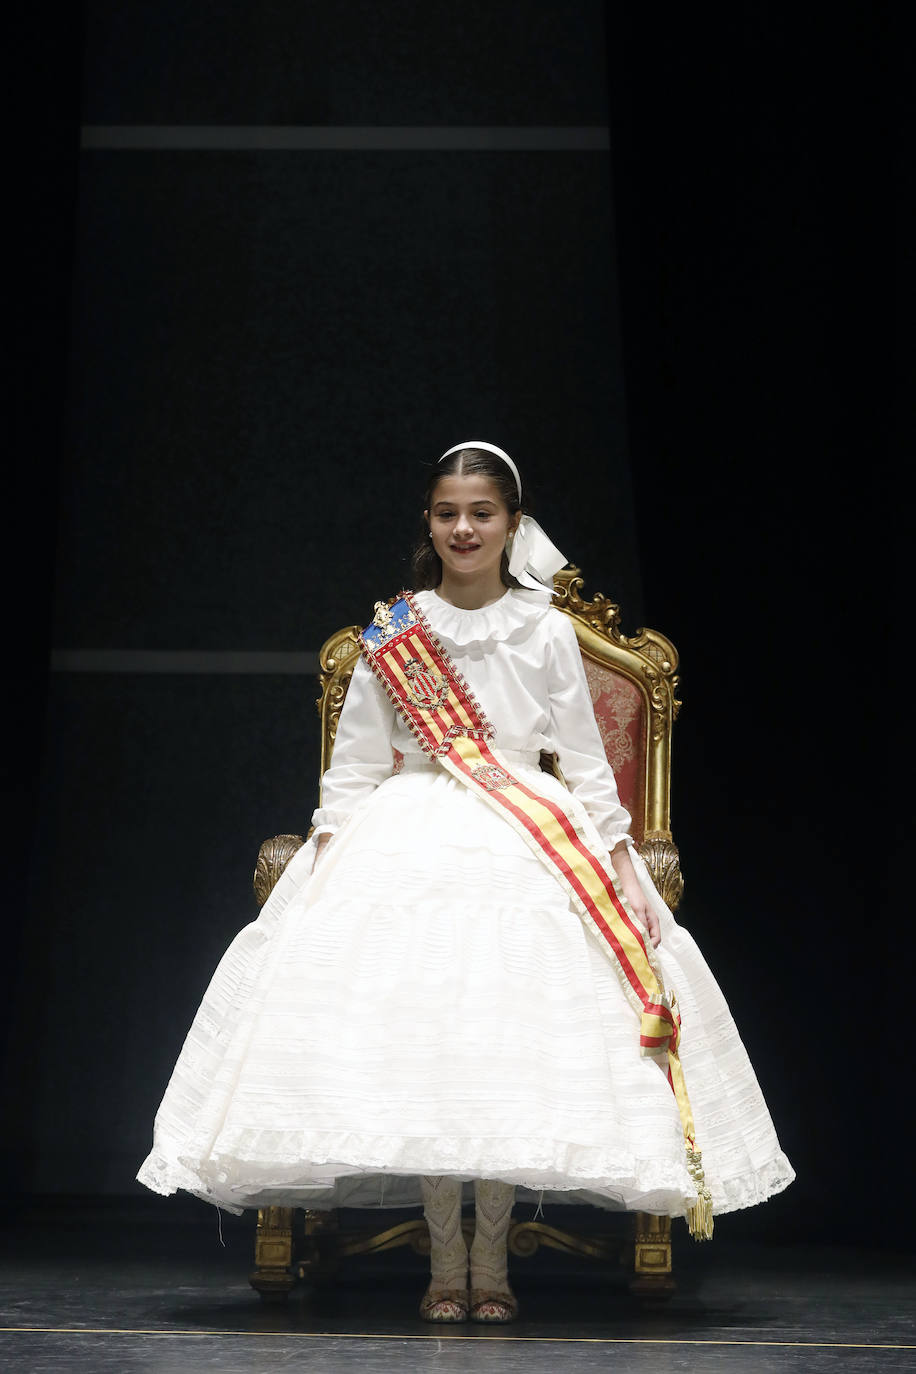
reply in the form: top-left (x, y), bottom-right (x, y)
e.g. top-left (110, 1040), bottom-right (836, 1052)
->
top-left (508, 515), bottom-right (567, 592)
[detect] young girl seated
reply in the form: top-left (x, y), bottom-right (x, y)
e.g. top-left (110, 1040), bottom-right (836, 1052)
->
top-left (139, 442), bottom-right (794, 1323)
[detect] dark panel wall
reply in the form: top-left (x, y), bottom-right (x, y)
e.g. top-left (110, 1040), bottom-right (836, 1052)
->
top-left (8, 2), bottom-right (641, 1198)
top-left (58, 147), bottom-right (635, 649)
top-left (80, 2), bottom-right (610, 125)
top-left (604, 8), bottom-right (905, 1245)
top-left (22, 672), bottom-right (320, 1194)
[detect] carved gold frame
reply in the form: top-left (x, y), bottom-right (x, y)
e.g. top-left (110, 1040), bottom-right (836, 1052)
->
top-left (251, 566), bottom-right (682, 1302)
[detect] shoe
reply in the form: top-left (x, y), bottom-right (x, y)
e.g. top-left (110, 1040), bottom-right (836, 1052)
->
top-left (419, 1286), bottom-right (469, 1323)
top-left (469, 1288), bottom-right (519, 1323)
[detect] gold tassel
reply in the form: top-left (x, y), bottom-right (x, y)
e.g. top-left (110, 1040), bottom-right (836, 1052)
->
top-left (685, 1147), bottom-right (715, 1241)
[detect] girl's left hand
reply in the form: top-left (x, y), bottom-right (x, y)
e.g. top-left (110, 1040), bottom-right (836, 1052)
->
top-left (611, 846), bottom-right (662, 948)
top-left (625, 884), bottom-right (661, 949)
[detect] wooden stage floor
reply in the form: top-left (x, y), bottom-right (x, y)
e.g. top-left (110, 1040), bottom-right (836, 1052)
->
top-left (1, 1199), bottom-right (913, 1372)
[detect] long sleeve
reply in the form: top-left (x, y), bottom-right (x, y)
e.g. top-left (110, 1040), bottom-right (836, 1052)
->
top-left (310, 655), bottom-right (396, 834)
top-left (545, 611), bottom-right (634, 854)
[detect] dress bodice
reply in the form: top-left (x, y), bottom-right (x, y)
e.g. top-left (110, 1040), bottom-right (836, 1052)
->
top-left (311, 588), bottom-right (633, 853)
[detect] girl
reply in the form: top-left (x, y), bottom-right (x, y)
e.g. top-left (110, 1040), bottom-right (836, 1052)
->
top-left (138, 442), bottom-right (794, 1324)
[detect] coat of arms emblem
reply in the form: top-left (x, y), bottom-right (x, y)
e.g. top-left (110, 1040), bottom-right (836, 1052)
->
top-left (470, 763), bottom-right (512, 792)
top-left (372, 600), bottom-right (394, 635)
top-left (403, 657), bottom-right (450, 710)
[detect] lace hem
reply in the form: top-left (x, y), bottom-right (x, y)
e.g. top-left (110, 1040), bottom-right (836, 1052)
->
top-left (713, 1152), bottom-right (796, 1216)
top-left (138, 1130), bottom-right (794, 1219)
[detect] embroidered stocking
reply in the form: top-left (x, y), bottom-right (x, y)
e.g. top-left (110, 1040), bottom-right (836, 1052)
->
top-left (470, 1178), bottom-right (515, 1295)
top-left (420, 1176), bottom-right (468, 1293)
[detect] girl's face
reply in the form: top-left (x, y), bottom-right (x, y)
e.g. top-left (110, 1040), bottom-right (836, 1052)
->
top-left (425, 473), bottom-right (521, 584)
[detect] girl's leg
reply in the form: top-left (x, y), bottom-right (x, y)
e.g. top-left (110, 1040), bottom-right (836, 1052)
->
top-left (469, 1178), bottom-right (519, 1322)
top-left (419, 1175), bottom-right (469, 1322)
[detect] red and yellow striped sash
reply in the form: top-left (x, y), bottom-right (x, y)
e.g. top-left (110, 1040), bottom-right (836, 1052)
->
top-left (360, 592), bottom-right (713, 1238)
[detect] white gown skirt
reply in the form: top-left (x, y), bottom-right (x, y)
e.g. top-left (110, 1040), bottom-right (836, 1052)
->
top-left (137, 757), bottom-right (794, 1217)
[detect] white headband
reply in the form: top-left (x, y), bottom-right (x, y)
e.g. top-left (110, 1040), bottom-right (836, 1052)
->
top-left (437, 441), bottom-right (522, 503)
top-left (435, 440), bottom-right (566, 593)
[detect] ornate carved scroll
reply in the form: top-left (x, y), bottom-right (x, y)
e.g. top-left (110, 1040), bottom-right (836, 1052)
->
top-left (637, 835), bottom-right (685, 913)
top-left (552, 566), bottom-right (624, 637)
top-left (317, 628), bottom-right (362, 779)
top-left (253, 833), bottom-right (305, 908)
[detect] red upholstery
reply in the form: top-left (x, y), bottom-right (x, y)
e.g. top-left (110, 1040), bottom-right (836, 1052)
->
top-left (582, 658), bottom-right (646, 845)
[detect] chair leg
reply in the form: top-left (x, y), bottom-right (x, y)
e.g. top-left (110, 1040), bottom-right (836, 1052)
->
top-left (299, 1209), bottom-right (340, 1284)
top-left (629, 1212), bottom-right (676, 1300)
top-left (249, 1206), bottom-right (296, 1303)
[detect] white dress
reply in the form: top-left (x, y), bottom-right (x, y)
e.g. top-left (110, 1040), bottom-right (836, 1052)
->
top-left (138, 588), bottom-right (794, 1218)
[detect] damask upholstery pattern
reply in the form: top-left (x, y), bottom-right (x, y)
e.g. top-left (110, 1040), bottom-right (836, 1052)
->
top-left (582, 659), bottom-right (646, 845)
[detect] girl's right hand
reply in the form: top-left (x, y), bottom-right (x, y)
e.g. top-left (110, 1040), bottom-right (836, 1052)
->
top-left (313, 833), bottom-right (332, 870)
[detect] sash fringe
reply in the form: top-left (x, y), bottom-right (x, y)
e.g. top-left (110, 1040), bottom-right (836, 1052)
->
top-left (686, 1149), bottom-right (715, 1239)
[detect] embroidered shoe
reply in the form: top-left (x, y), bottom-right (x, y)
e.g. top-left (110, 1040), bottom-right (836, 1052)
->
top-left (469, 1288), bottom-right (519, 1323)
top-left (419, 1286), bottom-right (470, 1323)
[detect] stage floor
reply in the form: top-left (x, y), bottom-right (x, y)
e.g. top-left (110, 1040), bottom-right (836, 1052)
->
top-left (1, 1200), bottom-right (913, 1372)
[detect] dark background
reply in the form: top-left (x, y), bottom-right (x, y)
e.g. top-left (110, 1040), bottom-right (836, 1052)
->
top-left (5, 3), bottom-right (906, 1250)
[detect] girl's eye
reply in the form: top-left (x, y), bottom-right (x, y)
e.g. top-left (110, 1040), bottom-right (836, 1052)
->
top-left (475, 511), bottom-right (492, 520)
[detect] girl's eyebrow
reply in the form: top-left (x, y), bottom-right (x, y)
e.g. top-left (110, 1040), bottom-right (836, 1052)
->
top-left (432, 497), bottom-right (498, 508)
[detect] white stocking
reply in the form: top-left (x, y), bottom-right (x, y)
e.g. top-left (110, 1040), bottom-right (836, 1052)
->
top-left (420, 1175), bottom-right (468, 1293)
top-left (470, 1178), bottom-right (515, 1295)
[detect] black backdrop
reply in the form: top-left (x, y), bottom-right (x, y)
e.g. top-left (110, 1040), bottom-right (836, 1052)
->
top-left (604, 8), bottom-right (905, 1245)
top-left (6, 4), bottom-right (907, 1248)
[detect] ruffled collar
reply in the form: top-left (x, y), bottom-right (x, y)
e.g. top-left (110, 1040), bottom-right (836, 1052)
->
top-left (412, 587), bottom-right (553, 648)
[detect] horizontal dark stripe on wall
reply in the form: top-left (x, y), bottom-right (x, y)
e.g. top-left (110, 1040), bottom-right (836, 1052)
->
top-left (80, 125), bottom-right (611, 151)
top-left (50, 650), bottom-right (322, 675)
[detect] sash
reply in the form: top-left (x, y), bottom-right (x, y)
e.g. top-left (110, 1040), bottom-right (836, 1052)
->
top-left (360, 592), bottom-right (713, 1239)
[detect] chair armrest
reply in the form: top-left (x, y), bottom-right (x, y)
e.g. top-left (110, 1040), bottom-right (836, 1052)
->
top-left (636, 835), bottom-right (684, 913)
top-left (253, 834), bottom-right (306, 907)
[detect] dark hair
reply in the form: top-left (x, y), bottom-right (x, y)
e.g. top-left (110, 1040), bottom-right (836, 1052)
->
top-left (411, 447), bottom-right (526, 590)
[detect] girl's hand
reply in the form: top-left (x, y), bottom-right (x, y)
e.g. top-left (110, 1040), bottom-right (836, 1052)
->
top-left (611, 845), bottom-right (662, 949)
top-left (313, 833), bottom-right (332, 870)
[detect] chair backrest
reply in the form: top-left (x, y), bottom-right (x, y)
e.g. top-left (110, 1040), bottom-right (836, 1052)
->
top-left (315, 566), bottom-right (680, 849)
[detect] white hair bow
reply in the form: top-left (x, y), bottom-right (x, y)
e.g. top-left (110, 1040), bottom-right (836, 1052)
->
top-left (508, 515), bottom-right (567, 592)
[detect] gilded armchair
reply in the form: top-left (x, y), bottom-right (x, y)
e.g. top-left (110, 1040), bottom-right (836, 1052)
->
top-left (249, 566), bottom-right (683, 1303)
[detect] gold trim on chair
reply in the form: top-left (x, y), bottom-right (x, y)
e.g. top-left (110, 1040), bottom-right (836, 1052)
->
top-left (317, 629), bottom-right (362, 785)
top-left (250, 1207), bottom-right (296, 1302)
